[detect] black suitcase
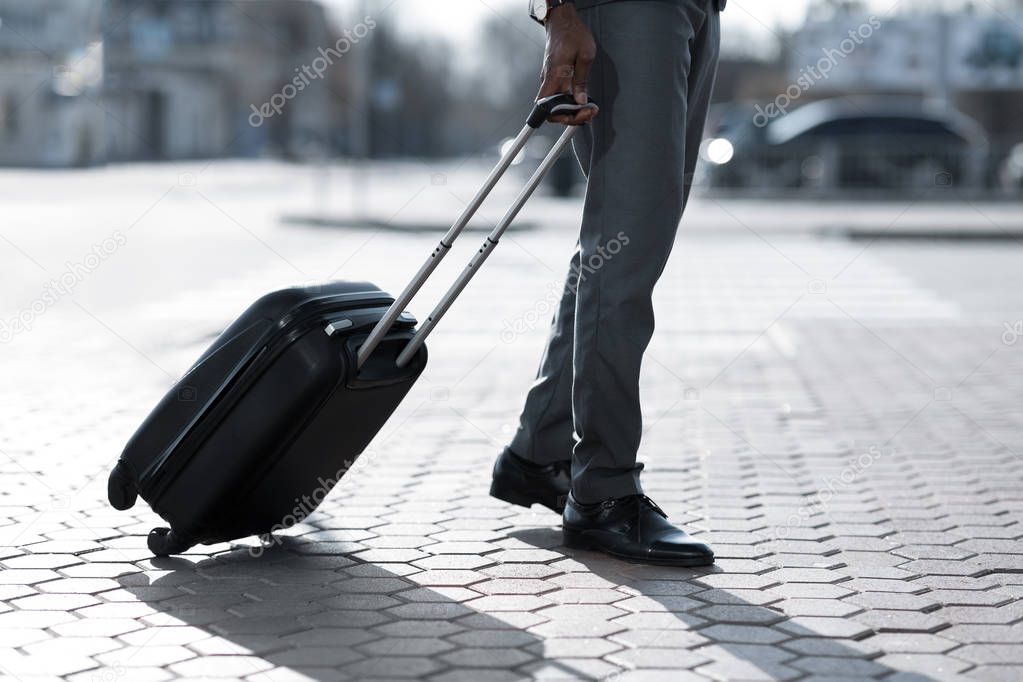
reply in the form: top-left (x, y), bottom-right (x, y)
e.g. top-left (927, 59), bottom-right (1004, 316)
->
top-left (107, 94), bottom-right (596, 556)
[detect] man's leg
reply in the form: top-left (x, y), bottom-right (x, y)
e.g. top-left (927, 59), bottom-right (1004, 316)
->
top-left (570, 0), bottom-right (720, 503)
top-left (508, 133), bottom-right (594, 465)
top-left (508, 252), bottom-right (578, 465)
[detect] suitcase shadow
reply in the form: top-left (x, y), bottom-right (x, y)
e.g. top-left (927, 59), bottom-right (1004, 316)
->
top-left (120, 539), bottom-right (586, 680)
top-left (117, 527), bottom-right (932, 680)
top-left (508, 527), bottom-right (934, 681)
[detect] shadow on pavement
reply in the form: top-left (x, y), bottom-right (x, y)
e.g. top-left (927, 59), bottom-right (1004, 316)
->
top-left (121, 538), bottom-right (581, 681)
top-left (116, 524), bottom-right (938, 681)
top-left (511, 527), bottom-right (937, 682)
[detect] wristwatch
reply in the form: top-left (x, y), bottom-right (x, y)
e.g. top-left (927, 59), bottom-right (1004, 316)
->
top-left (529, 0), bottom-right (575, 25)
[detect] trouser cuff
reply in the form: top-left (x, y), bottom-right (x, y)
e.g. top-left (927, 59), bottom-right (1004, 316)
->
top-left (509, 428), bottom-right (572, 466)
top-left (570, 464), bottom-right (644, 504)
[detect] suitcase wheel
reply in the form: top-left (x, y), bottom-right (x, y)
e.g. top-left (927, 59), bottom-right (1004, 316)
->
top-left (107, 461), bottom-right (138, 511)
top-left (147, 527), bottom-right (193, 557)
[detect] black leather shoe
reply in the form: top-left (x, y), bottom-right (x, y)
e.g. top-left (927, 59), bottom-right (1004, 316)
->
top-left (563, 493), bottom-right (714, 566)
top-left (490, 448), bottom-right (570, 514)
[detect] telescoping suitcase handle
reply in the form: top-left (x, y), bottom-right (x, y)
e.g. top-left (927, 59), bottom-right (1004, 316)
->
top-left (356, 93), bottom-right (597, 370)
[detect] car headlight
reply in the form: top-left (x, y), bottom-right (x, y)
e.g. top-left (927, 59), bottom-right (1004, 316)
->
top-left (499, 137), bottom-right (526, 166)
top-left (704, 138), bottom-right (735, 165)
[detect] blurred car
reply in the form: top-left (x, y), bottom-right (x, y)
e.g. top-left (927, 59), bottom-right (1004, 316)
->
top-left (498, 133), bottom-right (583, 198)
top-left (999, 143), bottom-right (1023, 192)
top-left (703, 98), bottom-right (988, 191)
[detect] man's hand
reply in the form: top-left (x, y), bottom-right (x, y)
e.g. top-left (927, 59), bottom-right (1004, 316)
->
top-left (539, 4), bottom-right (598, 125)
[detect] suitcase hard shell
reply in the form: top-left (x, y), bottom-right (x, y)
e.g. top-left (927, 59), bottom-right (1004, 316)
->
top-left (107, 93), bottom-right (596, 556)
top-left (108, 281), bottom-right (427, 555)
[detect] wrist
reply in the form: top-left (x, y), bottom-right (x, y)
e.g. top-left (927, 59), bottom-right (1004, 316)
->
top-left (530, 0), bottom-right (576, 26)
top-left (548, 2), bottom-right (577, 23)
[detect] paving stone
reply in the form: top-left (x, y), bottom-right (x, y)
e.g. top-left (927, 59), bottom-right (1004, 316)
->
top-left (331, 578), bottom-right (411, 594)
top-left (209, 615), bottom-right (308, 636)
top-left (528, 618), bottom-right (626, 639)
top-left (0, 609), bottom-right (77, 628)
top-left (2, 554), bottom-right (83, 569)
top-left (778, 616), bottom-right (873, 639)
top-left (481, 563), bottom-right (564, 580)
top-left (51, 617), bottom-right (144, 637)
top-left (447, 629), bottom-right (536, 648)
top-left (860, 632), bottom-right (958, 653)
top-left (0, 651), bottom-right (101, 677)
top-left (853, 609), bottom-right (951, 633)
top-left (698, 624), bottom-right (791, 645)
top-left (544, 587), bottom-right (627, 604)
top-left (940, 604), bottom-right (1023, 624)
top-left (693, 573), bottom-right (781, 590)
top-left (768, 583), bottom-right (855, 600)
top-left (406, 570), bottom-right (488, 587)
top-left (609, 671), bottom-right (707, 682)
top-left (69, 668), bottom-right (173, 682)
top-left (792, 655), bottom-right (889, 677)
top-left (696, 604), bottom-right (787, 624)
top-left (925, 589), bottom-right (1013, 607)
top-left (96, 645), bottom-right (197, 667)
top-left (696, 656), bottom-right (800, 681)
top-left (845, 591), bottom-right (941, 611)
top-left (608, 647), bottom-right (710, 669)
top-left (11, 592), bottom-right (100, 610)
top-left (776, 598), bottom-right (864, 618)
top-left (470, 578), bottom-right (559, 595)
top-left (412, 555), bottom-right (496, 570)
top-left (609, 628), bottom-right (710, 649)
top-left (428, 670), bottom-right (524, 682)
top-left (0, 628), bottom-right (52, 648)
top-left (341, 655), bottom-right (442, 678)
top-left (171, 655), bottom-right (276, 677)
top-left (941, 623), bottom-right (1023, 643)
top-left (692, 588), bottom-right (783, 606)
top-left (614, 595), bottom-right (702, 612)
top-left (780, 636), bottom-right (882, 658)
top-left (877, 653), bottom-right (972, 676)
top-left (528, 637), bottom-right (622, 658)
top-left (0, 569), bottom-right (60, 585)
top-left (964, 665), bottom-right (1023, 682)
top-left (440, 647), bottom-right (534, 668)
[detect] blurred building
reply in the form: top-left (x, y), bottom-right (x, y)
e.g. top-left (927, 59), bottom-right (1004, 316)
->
top-left (103, 0), bottom-right (334, 162)
top-left (0, 0), bottom-right (104, 167)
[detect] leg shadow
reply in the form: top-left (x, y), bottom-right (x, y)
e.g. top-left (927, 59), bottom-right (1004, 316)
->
top-left (115, 537), bottom-right (565, 681)
top-left (510, 527), bottom-right (940, 681)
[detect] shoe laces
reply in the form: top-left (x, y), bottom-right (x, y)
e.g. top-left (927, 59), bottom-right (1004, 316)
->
top-left (603, 494), bottom-right (667, 519)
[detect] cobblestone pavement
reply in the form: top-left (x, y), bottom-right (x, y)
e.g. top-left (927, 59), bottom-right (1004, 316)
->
top-left (1, 163), bottom-right (1022, 681)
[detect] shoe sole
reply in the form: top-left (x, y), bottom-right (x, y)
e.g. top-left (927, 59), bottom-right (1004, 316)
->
top-left (489, 478), bottom-right (563, 514)
top-left (563, 527), bottom-right (715, 567)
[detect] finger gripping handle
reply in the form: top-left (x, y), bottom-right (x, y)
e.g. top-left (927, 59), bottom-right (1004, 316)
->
top-left (527, 93), bottom-right (597, 128)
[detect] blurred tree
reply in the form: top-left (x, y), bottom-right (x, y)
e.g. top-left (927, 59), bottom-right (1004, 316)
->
top-left (364, 25), bottom-right (455, 157)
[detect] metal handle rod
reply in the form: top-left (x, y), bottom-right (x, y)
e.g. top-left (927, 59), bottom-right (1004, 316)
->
top-left (356, 124), bottom-right (537, 369)
top-left (395, 124), bottom-right (580, 368)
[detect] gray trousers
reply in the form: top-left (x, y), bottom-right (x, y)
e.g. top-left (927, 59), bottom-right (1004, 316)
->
top-left (510, 0), bottom-right (721, 503)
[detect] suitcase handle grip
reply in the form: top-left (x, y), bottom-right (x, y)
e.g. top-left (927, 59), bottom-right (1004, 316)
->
top-left (356, 94), bottom-right (594, 370)
top-left (527, 93), bottom-right (598, 128)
